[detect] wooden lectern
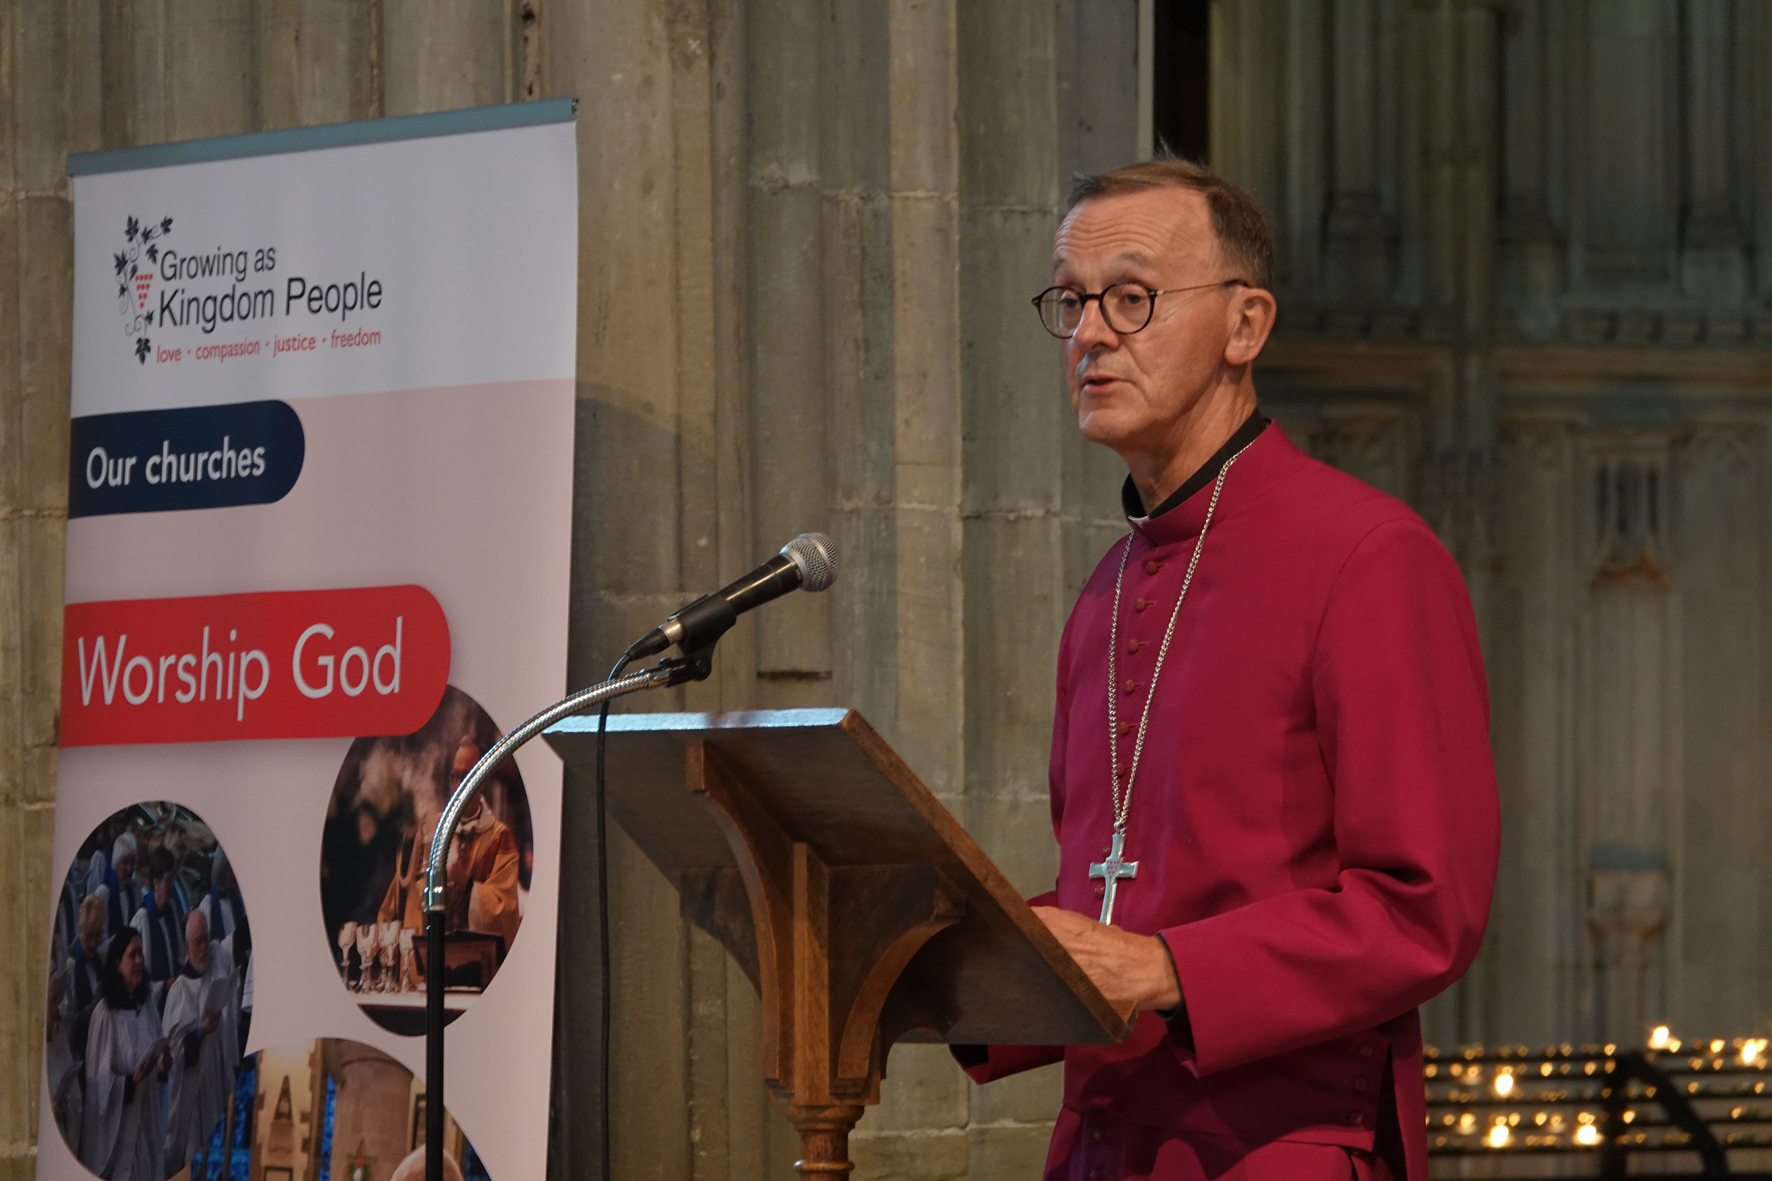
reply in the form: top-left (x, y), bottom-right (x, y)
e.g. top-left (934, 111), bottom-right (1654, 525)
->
top-left (545, 707), bottom-right (1132, 1178)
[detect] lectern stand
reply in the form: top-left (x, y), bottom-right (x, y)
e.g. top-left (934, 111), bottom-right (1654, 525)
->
top-left (545, 707), bottom-right (1132, 1178)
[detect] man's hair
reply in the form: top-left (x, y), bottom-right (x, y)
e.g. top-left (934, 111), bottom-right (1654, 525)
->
top-left (148, 845), bottom-right (176, 882)
top-left (77, 893), bottom-right (105, 942)
top-left (1067, 155), bottom-right (1274, 292)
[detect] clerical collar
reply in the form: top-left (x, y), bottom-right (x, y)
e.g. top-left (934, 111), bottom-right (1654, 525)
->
top-left (1121, 412), bottom-right (1270, 523)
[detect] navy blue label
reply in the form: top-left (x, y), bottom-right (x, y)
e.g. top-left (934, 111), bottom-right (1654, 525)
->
top-left (69, 400), bottom-right (305, 518)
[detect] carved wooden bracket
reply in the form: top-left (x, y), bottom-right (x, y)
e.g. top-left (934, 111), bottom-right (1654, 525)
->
top-left (679, 740), bottom-right (965, 1177)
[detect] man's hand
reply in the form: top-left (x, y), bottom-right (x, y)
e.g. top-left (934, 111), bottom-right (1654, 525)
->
top-left (1033, 906), bottom-right (1182, 1012)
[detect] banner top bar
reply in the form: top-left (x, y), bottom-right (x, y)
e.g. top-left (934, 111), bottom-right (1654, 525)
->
top-left (67, 97), bottom-right (577, 177)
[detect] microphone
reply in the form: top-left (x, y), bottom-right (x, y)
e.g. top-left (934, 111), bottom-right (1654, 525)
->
top-left (629, 532), bottom-right (840, 658)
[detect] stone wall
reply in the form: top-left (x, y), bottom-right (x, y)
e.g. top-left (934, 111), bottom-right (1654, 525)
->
top-left (1213, 0), bottom-right (1772, 1053)
top-left (1, 0), bottom-right (84, 1176)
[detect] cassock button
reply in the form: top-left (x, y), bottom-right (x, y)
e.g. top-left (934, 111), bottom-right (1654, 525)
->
top-left (1127, 638), bottom-right (1142, 653)
top-left (1347, 1111), bottom-right (1363, 1126)
top-left (1134, 597), bottom-right (1148, 612)
top-left (1118, 721), bottom-right (1133, 736)
top-left (1354, 1077), bottom-right (1369, 1092)
top-left (1359, 1043), bottom-right (1375, 1059)
top-left (1093, 881), bottom-right (1106, 897)
top-left (1086, 1171), bottom-right (1103, 1181)
top-left (1115, 762), bottom-right (1128, 776)
top-left (1144, 559), bottom-right (1161, 574)
top-left (1122, 679), bottom-right (1137, 694)
top-left (1090, 1130), bottom-right (1105, 1145)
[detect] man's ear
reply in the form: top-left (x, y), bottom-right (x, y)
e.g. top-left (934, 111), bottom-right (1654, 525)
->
top-left (1223, 286), bottom-right (1277, 368)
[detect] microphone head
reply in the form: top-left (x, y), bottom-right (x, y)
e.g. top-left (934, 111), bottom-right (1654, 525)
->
top-left (781, 532), bottom-right (840, 592)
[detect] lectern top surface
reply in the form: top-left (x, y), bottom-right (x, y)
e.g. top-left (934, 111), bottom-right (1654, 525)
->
top-left (551, 708), bottom-right (966, 870)
top-left (544, 706), bottom-right (1132, 1049)
top-left (580, 707), bottom-right (852, 732)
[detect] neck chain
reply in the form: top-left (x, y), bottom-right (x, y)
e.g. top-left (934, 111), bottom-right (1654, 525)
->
top-left (1092, 442), bottom-right (1252, 924)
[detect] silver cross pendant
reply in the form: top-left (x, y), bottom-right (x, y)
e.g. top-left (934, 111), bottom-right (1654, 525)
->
top-left (1089, 828), bottom-right (1139, 925)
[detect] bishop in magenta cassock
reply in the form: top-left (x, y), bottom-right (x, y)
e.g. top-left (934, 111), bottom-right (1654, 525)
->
top-left (955, 159), bottom-right (1499, 1181)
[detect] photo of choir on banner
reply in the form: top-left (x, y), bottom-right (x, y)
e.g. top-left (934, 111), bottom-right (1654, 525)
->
top-left (44, 802), bottom-right (251, 1181)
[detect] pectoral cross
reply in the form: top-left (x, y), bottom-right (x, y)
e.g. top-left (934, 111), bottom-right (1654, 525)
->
top-left (1089, 828), bottom-right (1139, 925)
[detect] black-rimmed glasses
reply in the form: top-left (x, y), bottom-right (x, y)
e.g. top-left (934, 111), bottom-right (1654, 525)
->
top-left (1031, 279), bottom-right (1248, 339)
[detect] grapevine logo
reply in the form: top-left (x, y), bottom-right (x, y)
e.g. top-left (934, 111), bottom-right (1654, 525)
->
top-left (113, 214), bottom-right (173, 364)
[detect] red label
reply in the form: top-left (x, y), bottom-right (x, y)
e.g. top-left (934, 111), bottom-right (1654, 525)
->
top-left (60, 586), bottom-right (450, 746)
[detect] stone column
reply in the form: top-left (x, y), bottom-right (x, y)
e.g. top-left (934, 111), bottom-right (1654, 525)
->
top-left (0, 0), bottom-right (96, 1167)
top-left (259, 0), bottom-right (378, 128)
top-left (821, 0), bottom-right (899, 740)
top-left (1496, 0), bottom-right (1561, 341)
top-left (1281, 0), bottom-right (1328, 296)
top-left (1679, 0), bottom-right (1747, 300)
top-left (746, 0), bottom-right (831, 709)
top-left (884, 0), bottom-right (963, 801)
top-left (1322, 0), bottom-right (1388, 296)
top-left (1478, 415), bottom-right (1583, 1050)
top-left (544, 1), bottom-right (760, 1176)
top-left (1209, 0), bottom-right (1288, 222)
top-left (381, 0), bottom-right (511, 116)
top-left (1750, 0), bottom-right (1772, 313)
top-left (1577, 0), bottom-right (1677, 288)
top-left (846, 1), bottom-right (970, 1171)
top-left (129, 0), bottom-right (261, 143)
top-left (1588, 866), bottom-right (1670, 1046)
top-left (1674, 424), bottom-right (1764, 1033)
top-left (1582, 440), bottom-right (1678, 840)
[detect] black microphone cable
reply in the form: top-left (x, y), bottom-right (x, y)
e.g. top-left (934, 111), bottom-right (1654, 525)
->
top-left (595, 641), bottom-right (640, 1181)
top-left (586, 532), bottom-right (835, 1178)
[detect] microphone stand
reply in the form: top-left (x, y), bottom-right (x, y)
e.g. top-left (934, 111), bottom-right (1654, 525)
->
top-left (422, 647), bottom-right (715, 1181)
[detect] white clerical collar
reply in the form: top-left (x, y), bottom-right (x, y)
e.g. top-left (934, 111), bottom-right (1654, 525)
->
top-left (1120, 412), bottom-right (1269, 527)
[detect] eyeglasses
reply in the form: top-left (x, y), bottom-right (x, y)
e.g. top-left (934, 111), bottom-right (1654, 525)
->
top-left (1031, 279), bottom-right (1248, 339)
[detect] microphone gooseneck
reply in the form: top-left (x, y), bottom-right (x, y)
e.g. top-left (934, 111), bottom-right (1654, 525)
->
top-left (630, 531), bottom-right (840, 658)
top-left (425, 531), bottom-right (839, 1181)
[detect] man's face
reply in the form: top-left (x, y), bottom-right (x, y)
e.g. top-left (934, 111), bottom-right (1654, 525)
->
top-left (1052, 188), bottom-right (1242, 455)
top-left (453, 743), bottom-right (486, 821)
top-left (452, 743), bottom-right (481, 787)
top-left (185, 916), bottom-right (209, 971)
top-left (115, 852), bottom-right (136, 882)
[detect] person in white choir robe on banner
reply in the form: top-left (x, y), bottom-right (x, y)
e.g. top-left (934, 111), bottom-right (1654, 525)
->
top-left (80, 929), bottom-right (171, 1181)
top-left (84, 815), bottom-right (130, 898)
top-left (197, 849), bottom-right (246, 948)
top-left (162, 823), bottom-right (194, 918)
top-left (129, 847), bottom-right (185, 986)
top-left (49, 895), bottom-right (108, 1159)
top-left (94, 833), bottom-right (141, 946)
top-left (61, 894), bottom-right (107, 1029)
top-left (162, 910), bottom-right (239, 1174)
top-left (197, 848), bottom-right (252, 1055)
top-left (56, 860), bottom-right (85, 961)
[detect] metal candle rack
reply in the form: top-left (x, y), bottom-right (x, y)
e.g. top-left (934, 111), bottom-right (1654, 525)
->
top-left (1425, 1034), bottom-right (1772, 1178)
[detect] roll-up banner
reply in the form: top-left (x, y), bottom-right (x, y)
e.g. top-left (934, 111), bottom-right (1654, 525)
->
top-left (42, 102), bottom-right (578, 1181)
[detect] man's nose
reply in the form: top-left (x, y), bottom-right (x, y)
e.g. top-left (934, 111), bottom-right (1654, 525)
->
top-left (1070, 297), bottom-right (1119, 350)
